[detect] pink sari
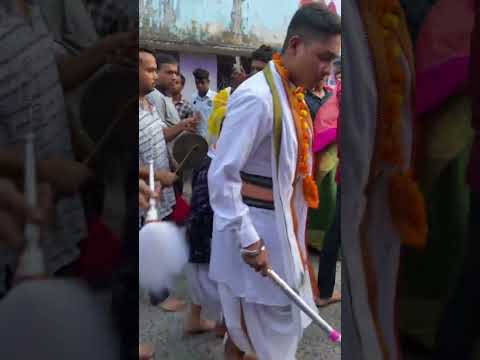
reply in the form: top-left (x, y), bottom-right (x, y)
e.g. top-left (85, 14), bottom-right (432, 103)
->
top-left (415, 0), bottom-right (478, 188)
top-left (416, 0), bottom-right (474, 116)
top-left (312, 85), bottom-right (340, 154)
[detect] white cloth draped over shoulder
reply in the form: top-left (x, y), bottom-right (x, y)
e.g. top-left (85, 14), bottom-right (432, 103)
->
top-left (208, 61), bottom-right (316, 334)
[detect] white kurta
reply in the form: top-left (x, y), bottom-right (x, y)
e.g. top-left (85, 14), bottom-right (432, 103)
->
top-left (208, 62), bottom-right (315, 358)
top-left (342, 1), bottom-right (414, 359)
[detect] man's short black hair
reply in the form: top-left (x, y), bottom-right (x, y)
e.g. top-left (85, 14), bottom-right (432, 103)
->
top-left (156, 52), bottom-right (178, 70)
top-left (193, 68), bottom-right (210, 81)
top-left (282, 3), bottom-right (341, 52)
top-left (179, 73), bottom-right (186, 85)
top-left (251, 45), bottom-right (275, 63)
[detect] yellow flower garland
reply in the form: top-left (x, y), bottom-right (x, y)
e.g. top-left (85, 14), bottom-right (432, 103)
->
top-left (273, 54), bottom-right (319, 208)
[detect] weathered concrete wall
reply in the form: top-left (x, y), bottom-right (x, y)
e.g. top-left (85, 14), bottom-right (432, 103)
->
top-left (140, 0), bottom-right (304, 54)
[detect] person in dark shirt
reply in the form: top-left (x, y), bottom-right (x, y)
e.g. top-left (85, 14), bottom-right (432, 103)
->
top-left (305, 75), bottom-right (333, 119)
top-left (306, 75), bottom-right (341, 307)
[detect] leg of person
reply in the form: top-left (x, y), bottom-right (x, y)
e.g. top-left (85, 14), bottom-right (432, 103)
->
top-left (157, 253), bottom-right (186, 312)
top-left (218, 284), bottom-right (254, 359)
top-left (159, 294), bottom-right (187, 312)
top-left (317, 190), bottom-right (341, 306)
top-left (215, 319), bottom-right (228, 338)
top-left (242, 301), bottom-right (300, 360)
top-left (184, 263), bottom-right (217, 334)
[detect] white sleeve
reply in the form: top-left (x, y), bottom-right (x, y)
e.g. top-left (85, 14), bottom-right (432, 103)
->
top-left (208, 86), bottom-right (271, 249)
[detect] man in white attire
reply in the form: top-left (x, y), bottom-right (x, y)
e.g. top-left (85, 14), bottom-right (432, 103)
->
top-left (208, 4), bottom-right (341, 359)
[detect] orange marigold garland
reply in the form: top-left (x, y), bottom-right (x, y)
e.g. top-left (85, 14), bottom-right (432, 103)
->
top-left (272, 53), bottom-right (319, 208)
top-left (376, 1), bottom-right (428, 248)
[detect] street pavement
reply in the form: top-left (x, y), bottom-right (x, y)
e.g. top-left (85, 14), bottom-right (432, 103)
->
top-left (139, 259), bottom-right (341, 360)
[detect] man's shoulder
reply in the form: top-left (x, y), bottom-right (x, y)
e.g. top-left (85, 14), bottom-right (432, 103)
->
top-left (146, 89), bottom-right (166, 108)
top-left (231, 72), bottom-right (272, 103)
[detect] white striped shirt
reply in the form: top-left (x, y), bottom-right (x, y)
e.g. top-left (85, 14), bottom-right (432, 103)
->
top-left (0, 5), bottom-right (86, 287)
top-left (139, 102), bottom-right (176, 220)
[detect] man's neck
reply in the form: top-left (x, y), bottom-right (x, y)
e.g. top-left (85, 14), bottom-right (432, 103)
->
top-left (172, 93), bottom-right (182, 103)
top-left (139, 93), bottom-right (149, 108)
top-left (156, 86), bottom-right (168, 96)
top-left (198, 90), bottom-right (209, 98)
top-left (281, 54), bottom-right (302, 88)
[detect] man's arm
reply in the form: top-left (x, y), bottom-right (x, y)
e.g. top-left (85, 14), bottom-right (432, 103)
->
top-left (139, 166), bottom-right (178, 186)
top-left (163, 117), bottom-right (199, 142)
top-left (208, 87), bottom-right (271, 250)
top-left (163, 121), bottom-right (186, 143)
top-left (57, 32), bottom-right (136, 92)
top-left (0, 150), bottom-right (92, 195)
top-left (147, 90), bottom-right (181, 127)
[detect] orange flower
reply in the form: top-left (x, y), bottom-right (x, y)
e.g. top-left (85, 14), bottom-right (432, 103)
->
top-left (273, 53), bottom-right (319, 208)
top-left (303, 175), bottom-right (319, 208)
top-left (388, 172), bottom-right (428, 248)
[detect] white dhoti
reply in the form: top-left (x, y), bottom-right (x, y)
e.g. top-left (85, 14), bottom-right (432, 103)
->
top-left (218, 283), bottom-right (299, 360)
top-left (185, 263), bottom-right (222, 322)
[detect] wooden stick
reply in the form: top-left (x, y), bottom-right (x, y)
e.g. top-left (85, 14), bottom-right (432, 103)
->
top-left (174, 145), bottom-right (199, 174)
top-left (82, 96), bottom-right (137, 165)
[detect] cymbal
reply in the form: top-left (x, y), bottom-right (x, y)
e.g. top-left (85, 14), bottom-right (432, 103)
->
top-left (172, 133), bottom-right (208, 171)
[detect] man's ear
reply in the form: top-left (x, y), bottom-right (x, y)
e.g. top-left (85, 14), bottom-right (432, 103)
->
top-left (287, 35), bottom-right (303, 55)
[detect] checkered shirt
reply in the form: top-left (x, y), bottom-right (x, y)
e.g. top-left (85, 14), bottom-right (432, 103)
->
top-left (174, 98), bottom-right (195, 120)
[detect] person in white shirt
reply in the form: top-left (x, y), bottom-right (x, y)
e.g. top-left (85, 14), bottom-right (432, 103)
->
top-left (192, 68), bottom-right (217, 138)
top-left (0, 1), bottom-right (95, 293)
top-left (208, 4), bottom-right (340, 359)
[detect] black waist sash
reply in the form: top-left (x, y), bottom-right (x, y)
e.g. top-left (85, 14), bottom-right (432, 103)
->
top-left (240, 171), bottom-right (275, 210)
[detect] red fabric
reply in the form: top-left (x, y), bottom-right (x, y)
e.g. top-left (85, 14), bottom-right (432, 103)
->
top-left (171, 195), bottom-right (191, 225)
top-left (78, 217), bottom-right (121, 282)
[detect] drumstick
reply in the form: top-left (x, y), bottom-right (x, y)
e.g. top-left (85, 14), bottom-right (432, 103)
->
top-left (82, 96), bottom-right (137, 165)
top-left (174, 145), bottom-right (199, 175)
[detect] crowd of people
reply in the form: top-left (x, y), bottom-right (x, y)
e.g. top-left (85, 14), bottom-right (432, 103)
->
top-left (138, 4), bottom-right (341, 360)
top-left (1, 0), bottom-right (479, 359)
top-left (0, 0), bottom-right (139, 359)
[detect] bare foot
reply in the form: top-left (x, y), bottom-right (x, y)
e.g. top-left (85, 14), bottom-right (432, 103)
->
top-left (214, 322), bottom-right (228, 338)
top-left (316, 291), bottom-right (341, 307)
top-left (139, 343), bottom-right (154, 360)
top-left (243, 354), bottom-right (257, 360)
top-left (224, 334), bottom-right (244, 360)
top-left (185, 317), bottom-right (216, 334)
top-left (160, 296), bottom-right (186, 312)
